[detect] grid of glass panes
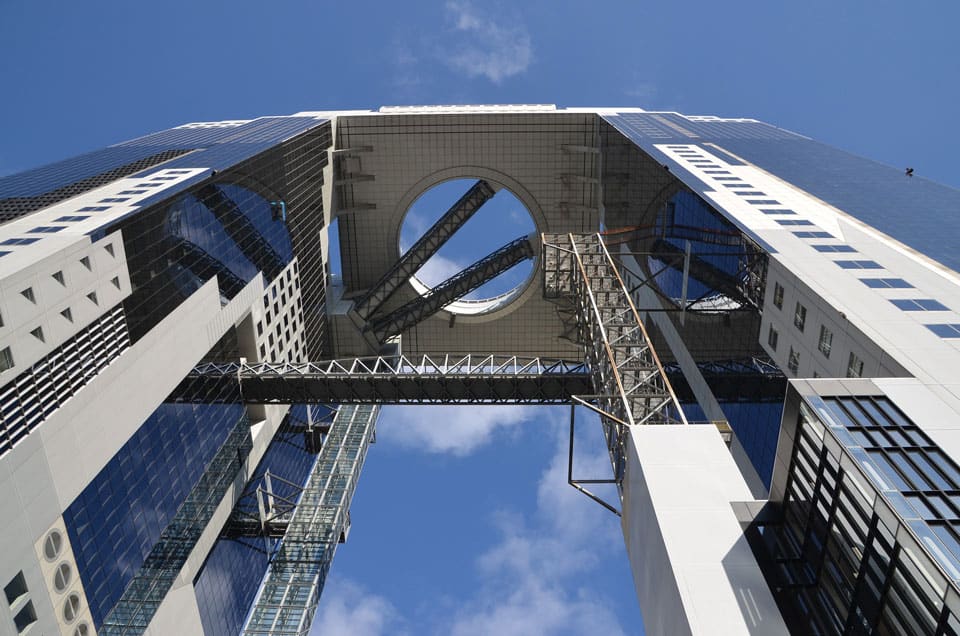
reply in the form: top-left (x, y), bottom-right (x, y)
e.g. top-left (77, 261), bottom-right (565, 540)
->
top-left (823, 397), bottom-right (960, 579)
top-left (766, 398), bottom-right (960, 634)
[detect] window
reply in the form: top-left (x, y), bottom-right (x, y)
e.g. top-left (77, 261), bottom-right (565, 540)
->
top-left (767, 325), bottom-right (779, 350)
top-left (773, 282), bottom-right (784, 309)
top-left (43, 530), bottom-right (64, 560)
top-left (847, 352), bottom-right (865, 378)
top-left (77, 206), bottom-right (109, 212)
top-left (747, 199), bottom-right (780, 205)
top-left (52, 270), bottom-right (65, 285)
top-left (777, 219), bottom-right (815, 226)
top-left (98, 197), bottom-right (129, 203)
top-left (53, 562), bottom-right (72, 592)
top-left (788, 347), bottom-right (800, 374)
top-left (21, 287), bottom-right (35, 303)
top-left (813, 244), bottom-right (857, 253)
top-left (891, 299), bottom-right (949, 311)
top-left (13, 601), bottom-right (37, 633)
top-left (794, 302), bottom-right (807, 331)
top-left (835, 260), bottom-right (882, 270)
top-left (818, 325), bottom-right (833, 358)
top-left (55, 216), bottom-right (90, 222)
top-left (1, 237), bottom-right (40, 245)
top-left (794, 231), bottom-right (834, 239)
top-left (927, 324), bottom-right (960, 338)
top-left (63, 593), bottom-right (81, 623)
top-left (4, 571), bottom-right (28, 605)
top-left (0, 347), bottom-right (14, 372)
top-left (79, 256), bottom-right (91, 270)
top-left (760, 209), bottom-right (796, 215)
top-left (861, 278), bottom-right (913, 289)
top-left (29, 326), bottom-right (44, 342)
top-left (28, 225), bottom-right (65, 233)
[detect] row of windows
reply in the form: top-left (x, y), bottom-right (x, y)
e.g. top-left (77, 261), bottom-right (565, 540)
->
top-left (769, 281), bottom-right (866, 377)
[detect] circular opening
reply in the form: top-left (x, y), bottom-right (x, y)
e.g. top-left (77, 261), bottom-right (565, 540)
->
top-left (74, 624), bottom-right (90, 636)
top-left (54, 562), bottom-right (72, 593)
top-left (44, 530), bottom-right (63, 561)
top-left (63, 593), bottom-right (81, 623)
top-left (399, 179), bottom-right (536, 315)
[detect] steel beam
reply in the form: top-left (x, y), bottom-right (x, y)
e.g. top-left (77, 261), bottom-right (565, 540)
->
top-left (368, 234), bottom-right (535, 341)
top-left (352, 179), bottom-right (496, 321)
top-left (169, 355), bottom-right (592, 405)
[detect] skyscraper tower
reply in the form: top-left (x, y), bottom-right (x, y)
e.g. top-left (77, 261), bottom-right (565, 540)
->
top-left (1, 105), bottom-right (960, 635)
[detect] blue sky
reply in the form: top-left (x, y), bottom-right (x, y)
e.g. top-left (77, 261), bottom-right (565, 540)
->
top-left (2, 1), bottom-right (959, 635)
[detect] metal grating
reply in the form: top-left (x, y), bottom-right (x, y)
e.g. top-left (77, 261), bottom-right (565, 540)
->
top-left (0, 305), bottom-right (129, 456)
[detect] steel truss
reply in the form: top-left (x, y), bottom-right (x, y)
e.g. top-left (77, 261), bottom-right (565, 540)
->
top-left (543, 232), bottom-right (687, 491)
top-left (352, 179), bottom-right (496, 322)
top-left (243, 404), bottom-right (377, 636)
top-left (368, 234), bottom-right (535, 341)
top-left (171, 354), bottom-right (591, 404)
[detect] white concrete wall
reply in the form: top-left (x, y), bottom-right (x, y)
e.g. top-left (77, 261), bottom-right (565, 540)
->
top-left (622, 425), bottom-right (787, 635)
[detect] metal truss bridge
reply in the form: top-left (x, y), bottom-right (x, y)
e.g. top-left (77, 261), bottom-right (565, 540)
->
top-left (170, 355), bottom-right (591, 404)
top-left (169, 231), bottom-right (770, 636)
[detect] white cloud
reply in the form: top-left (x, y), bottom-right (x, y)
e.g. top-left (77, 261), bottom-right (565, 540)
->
top-left (445, 420), bottom-right (628, 635)
top-left (378, 404), bottom-right (537, 456)
top-left (443, 1), bottom-right (533, 83)
top-left (311, 580), bottom-right (402, 636)
top-left (417, 252), bottom-right (464, 286)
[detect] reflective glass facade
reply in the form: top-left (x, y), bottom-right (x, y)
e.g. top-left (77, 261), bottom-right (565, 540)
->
top-left (63, 399), bottom-right (246, 627)
top-left (752, 394), bottom-right (960, 634)
top-left (604, 113), bottom-right (960, 273)
top-left (194, 406), bottom-right (333, 636)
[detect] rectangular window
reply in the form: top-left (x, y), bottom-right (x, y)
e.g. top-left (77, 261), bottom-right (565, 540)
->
top-left (788, 347), bottom-right (800, 374)
top-left (890, 299), bottom-right (949, 311)
top-left (861, 278), bottom-right (913, 289)
top-left (813, 244), bottom-right (857, 253)
top-left (794, 302), bottom-right (807, 331)
top-left (98, 197), bottom-right (129, 203)
top-left (794, 231), bottom-right (834, 239)
top-left (847, 352), bottom-right (865, 378)
top-left (28, 226), bottom-right (65, 234)
top-left (926, 324), bottom-right (960, 339)
top-left (773, 282), bottom-right (784, 309)
top-left (836, 260), bottom-right (882, 270)
top-left (768, 325), bottom-right (779, 351)
top-left (819, 325), bottom-right (833, 358)
top-left (736, 191), bottom-right (767, 196)
top-left (55, 215), bottom-right (90, 222)
top-left (78, 206), bottom-right (109, 212)
top-left (760, 208), bottom-right (796, 215)
top-left (1, 237), bottom-right (40, 246)
top-left (747, 199), bottom-right (780, 205)
top-left (776, 219), bottom-right (815, 226)
top-left (0, 346), bottom-right (14, 372)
